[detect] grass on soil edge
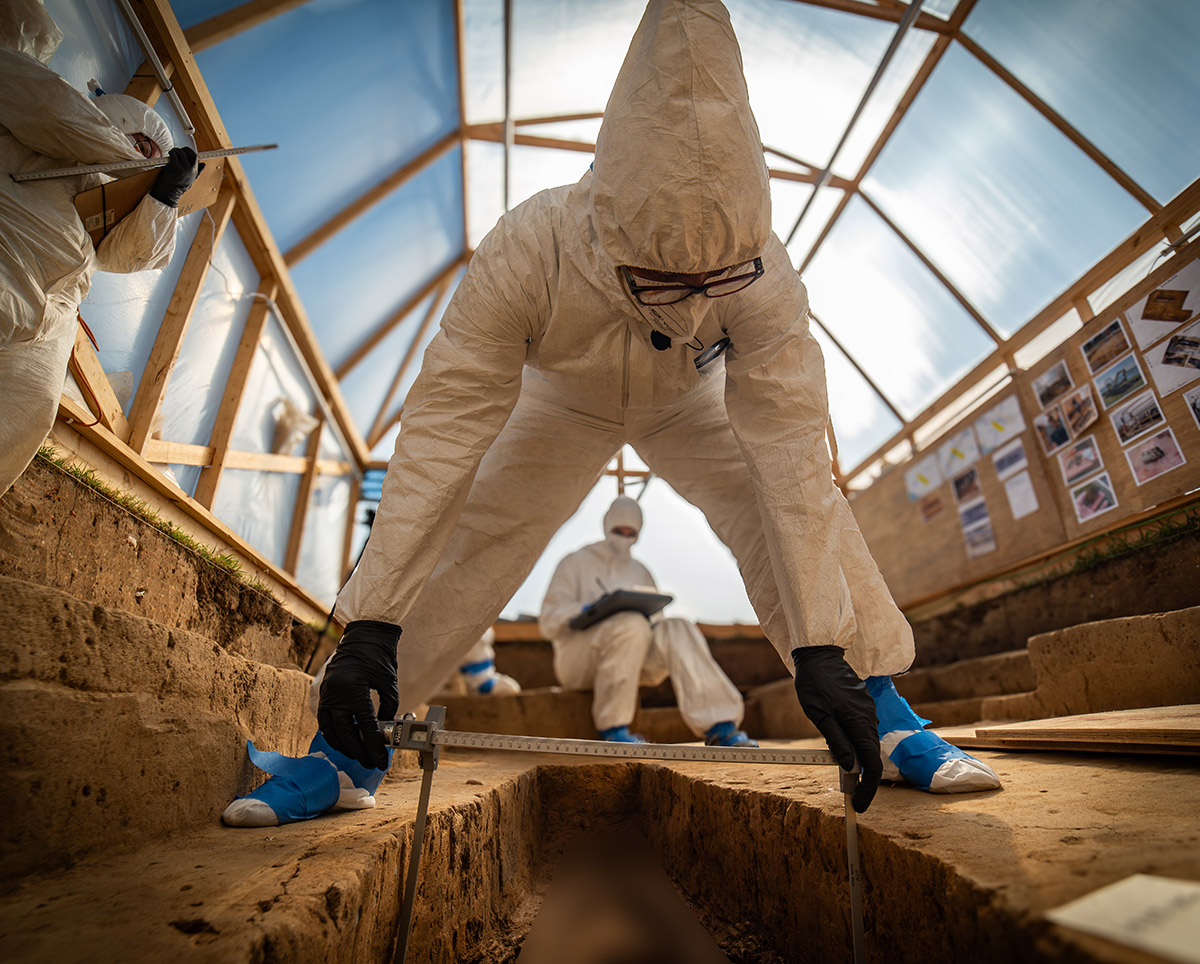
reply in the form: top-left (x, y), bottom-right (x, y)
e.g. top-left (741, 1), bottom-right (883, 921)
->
top-left (35, 446), bottom-right (277, 600)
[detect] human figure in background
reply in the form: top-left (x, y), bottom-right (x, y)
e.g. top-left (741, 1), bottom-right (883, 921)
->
top-left (0, 0), bottom-right (198, 497)
top-left (540, 495), bottom-right (755, 746)
top-left (456, 627), bottom-right (521, 696)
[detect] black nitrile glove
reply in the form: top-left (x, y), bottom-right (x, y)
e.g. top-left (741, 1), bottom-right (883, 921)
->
top-left (149, 146), bottom-right (199, 208)
top-left (318, 620), bottom-right (402, 770)
top-left (792, 646), bottom-right (881, 813)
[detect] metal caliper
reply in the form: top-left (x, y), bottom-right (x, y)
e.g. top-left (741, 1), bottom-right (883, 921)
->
top-left (381, 706), bottom-right (866, 964)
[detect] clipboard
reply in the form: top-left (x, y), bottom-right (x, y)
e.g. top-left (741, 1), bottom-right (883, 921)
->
top-left (568, 588), bottom-right (674, 631)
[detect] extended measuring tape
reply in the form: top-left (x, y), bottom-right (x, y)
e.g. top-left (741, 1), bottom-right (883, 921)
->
top-left (10, 143), bottom-right (277, 182)
top-left (382, 707), bottom-right (867, 964)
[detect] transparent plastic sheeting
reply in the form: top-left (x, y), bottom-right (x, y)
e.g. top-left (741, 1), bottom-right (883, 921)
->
top-left (501, 470), bottom-right (757, 625)
top-left (160, 225), bottom-right (261, 497)
top-left (288, 148), bottom-right (465, 375)
top-left (863, 42), bottom-right (1149, 339)
top-left (213, 468), bottom-right (302, 571)
top-left (295, 471), bottom-right (353, 610)
top-left (45, 0), bottom-right (143, 96)
top-left (963, 0), bottom-right (1200, 205)
top-left (193, 0), bottom-right (460, 253)
top-left (804, 195), bottom-right (995, 419)
top-left (230, 314), bottom-right (318, 456)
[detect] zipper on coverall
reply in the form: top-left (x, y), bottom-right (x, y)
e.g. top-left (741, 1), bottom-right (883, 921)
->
top-left (621, 325), bottom-right (631, 409)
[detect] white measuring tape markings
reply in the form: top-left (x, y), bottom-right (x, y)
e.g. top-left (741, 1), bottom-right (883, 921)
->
top-left (11, 143), bottom-right (277, 182)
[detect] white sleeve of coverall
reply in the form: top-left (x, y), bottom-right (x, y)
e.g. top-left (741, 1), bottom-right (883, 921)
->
top-left (538, 553), bottom-right (589, 641)
top-left (0, 48), bottom-right (141, 164)
top-left (95, 193), bottom-right (178, 273)
top-left (723, 249), bottom-right (844, 654)
top-left (347, 221), bottom-right (539, 625)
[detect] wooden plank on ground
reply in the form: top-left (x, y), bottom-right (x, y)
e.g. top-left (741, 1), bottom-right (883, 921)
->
top-left (950, 705), bottom-right (1200, 756)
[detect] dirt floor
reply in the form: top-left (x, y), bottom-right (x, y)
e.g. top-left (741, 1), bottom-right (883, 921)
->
top-left (2, 738), bottom-right (1196, 964)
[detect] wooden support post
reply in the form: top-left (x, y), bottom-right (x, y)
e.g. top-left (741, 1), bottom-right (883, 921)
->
top-left (194, 278), bottom-right (278, 508)
top-left (284, 420), bottom-right (324, 573)
top-left (123, 58), bottom-right (174, 106)
top-left (127, 187), bottom-right (237, 455)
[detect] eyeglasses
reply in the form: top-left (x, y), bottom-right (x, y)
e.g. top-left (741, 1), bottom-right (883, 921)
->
top-left (622, 258), bottom-right (764, 306)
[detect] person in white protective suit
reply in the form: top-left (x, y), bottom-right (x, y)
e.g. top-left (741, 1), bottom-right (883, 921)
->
top-left (0, 0), bottom-right (198, 497)
top-left (225, 0), bottom-right (999, 828)
top-left (456, 627), bottom-right (521, 696)
top-left (540, 495), bottom-right (755, 746)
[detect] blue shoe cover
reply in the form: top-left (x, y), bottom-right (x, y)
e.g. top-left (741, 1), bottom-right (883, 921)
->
top-left (866, 676), bottom-right (1000, 793)
top-left (704, 721), bottom-right (759, 748)
top-left (308, 729), bottom-right (392, 796)
top-left (222, 741), bottom-right (341, 826)
top-left (600, 725), bottom-right (646, 743)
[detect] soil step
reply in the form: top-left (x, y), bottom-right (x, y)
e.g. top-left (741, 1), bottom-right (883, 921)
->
top-left (893, 649), bottom-right (1035, 704)
top-left (980, 604), bottom-right (1200, 722)
top-left (0, 575), bottom-right (313, 880)
top-left (0, 457), bottom-right (323, 670)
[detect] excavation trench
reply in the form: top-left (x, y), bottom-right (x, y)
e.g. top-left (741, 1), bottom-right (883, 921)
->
top-left (395, 759), bottom-right (1046, 964)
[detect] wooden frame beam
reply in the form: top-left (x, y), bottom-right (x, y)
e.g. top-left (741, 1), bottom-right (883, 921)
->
top-left (367, 276), bottom-right (454, 449)
top-left (957, 33), bottom-right (1160, 215)
top-left (808, 310), bottom-right (906, 425)
top-left (334, 255), bottom-right (466, 380)
top-left (781, 0), bottom-right (952, 34)
top-left (193, 279), bottom-right (278, 508)
top-left (68, 325), bottom-right (132, 442)
top-left (129, 0), bottom-right (368, 467)
top-left (466, 123), bottom-right (596, 156)
top-left (284, 421), bottom-right (324, 572)
top-left (282, 130), bottom-right (460, 266)
top-left (128, 187), bottom-right (237, 454)
top-left (184, 0), bottom-right (311, 54)
top-left (144, 438), bottom-right (351, 475)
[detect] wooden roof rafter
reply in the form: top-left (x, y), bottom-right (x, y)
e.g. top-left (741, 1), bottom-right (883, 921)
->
top-left (781, 0), bottom-right (952, 34)
top-left (183, 0), bottom-right (311, 54)
top-left (808, 309), bottom-right (906, 425)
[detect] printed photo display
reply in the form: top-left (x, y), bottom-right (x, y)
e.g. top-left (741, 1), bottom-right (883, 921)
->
top-left (1109, 390), bottom-right (1165, 445)
top-left (973, 396), bottom-right (1026, 454)
top-left (1094, 353), bottom-right (1147, 410)
top-left (1081, 317), bottom-right (1131, 374)
top-left (1144, 318), bottom-right (1200, 397)
top-left (963, 518), bottom-right (998, 559)
top-left (1186, 385), bottom-right (1200, 431)
top-left (951, 466), bottom-right (983, 503)
top-left (1126, 258), bottom-right (1200, 349)
top-left (1058, 435), bottom-right (1104, 487)
top-left (1123, 427), bottom-right (1187, 487)
top-left (992, 437), bottom-right (1028, 481)
top-left (1032, 360), bottom-right (1074, 409)
top-left (1062, 384), bottom-right (1098, 437)
top-left (937, 426), bottom-right (981, 479)
top-left (905, 452), bottom-right (942, 502)
top-left (1033, 404), bottom-right (1070, 454)
top-left (1003, 470), bottom-right (1038, 520)
top-left (919, 492), bottom-right (943, 523)
top-left (1070, 472), bottom-right (1119, 524)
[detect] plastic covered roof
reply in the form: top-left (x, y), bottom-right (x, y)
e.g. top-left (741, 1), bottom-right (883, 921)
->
top-left (67, 0), bottom-right (1200, 618)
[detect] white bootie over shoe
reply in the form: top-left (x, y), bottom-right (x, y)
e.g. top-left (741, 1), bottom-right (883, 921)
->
top-left (460, 658), bottom-right (521, 695)
top-left (868, 676), bottom-right (1001, 794)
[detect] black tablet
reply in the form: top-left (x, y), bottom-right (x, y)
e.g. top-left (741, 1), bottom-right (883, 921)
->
top-left (568, 588), bottom-right (674, 631)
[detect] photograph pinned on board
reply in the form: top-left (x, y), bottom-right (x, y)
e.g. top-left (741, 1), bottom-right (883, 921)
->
top-left (1058, 435), bottom-right (1104, 487)
top-left (1144, 318), bottom-right (1200, 396)
top-left (1003, 470), bottom-right (1039, 520)
top-left (919, 492), bottom-right (943, 523)
top-left (1033, 404), bottom-right (1071, 455)
top-left (963, 519), bottom-right (998, 560)
top-left (973, 395), bottom-right (1026, 454)
top-left (992, 437), bottom-right (1029, 481)
top-left (1126, 259), bottom-right (1200, 349)
top-left (958, 497), bottom-right (990, 530)
top-left (1110, 389), bottom-right (1166, 445)
top-left (1081, 317), bottom-right (1131, 374)
top-left (951, 466), bottom-right (983, 503)
top-left (1094, 353), bottom-right (1148, 410)
top-left (1070, 472), bottom-right (1118, 524)
top-left (1062, 384), bottom-right (1098, 437)
top-left (1185, 384), bottom-right (1200, 431)
top-left (937, 426), bottom-right (981, 479)
top-left (1032, 359), bottom-right (1074, 409)
top-left (904, 453), bottom-right (942, 501)
top-left (1123, 427), bottom-right (1187, 487)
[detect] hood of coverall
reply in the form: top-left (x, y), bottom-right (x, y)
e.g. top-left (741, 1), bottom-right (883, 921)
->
top-left (590, 0), bottom-right (771, 287)
top-left (0, 0), bottom-right (62, 63)
top-left (603, 495), bottom-right (643, 557)
top-left (94, 92), bottom-right (174, 155)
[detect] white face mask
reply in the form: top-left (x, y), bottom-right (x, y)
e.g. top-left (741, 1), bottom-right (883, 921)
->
top-left (631, 294), bottom-right (713, 343)
top-left (605, 531), bottom-right (638, 558)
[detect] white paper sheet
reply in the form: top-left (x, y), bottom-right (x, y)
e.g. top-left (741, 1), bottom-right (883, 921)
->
top-left (1003, 470), bottom-right (1038, 520)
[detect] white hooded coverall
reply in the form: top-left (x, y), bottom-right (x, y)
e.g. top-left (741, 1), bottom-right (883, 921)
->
top-left (334, 0), bottom-right (915, 708)
top-left (0, 0), bottom-right (179, 496)
top-left (539, 497), bottom-right (743, 734)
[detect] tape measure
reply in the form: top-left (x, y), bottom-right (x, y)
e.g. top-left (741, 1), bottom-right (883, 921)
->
top-left (11, 143), bottom-right (277, 182)
top-left (384, 706), bottom-right (867, 964)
